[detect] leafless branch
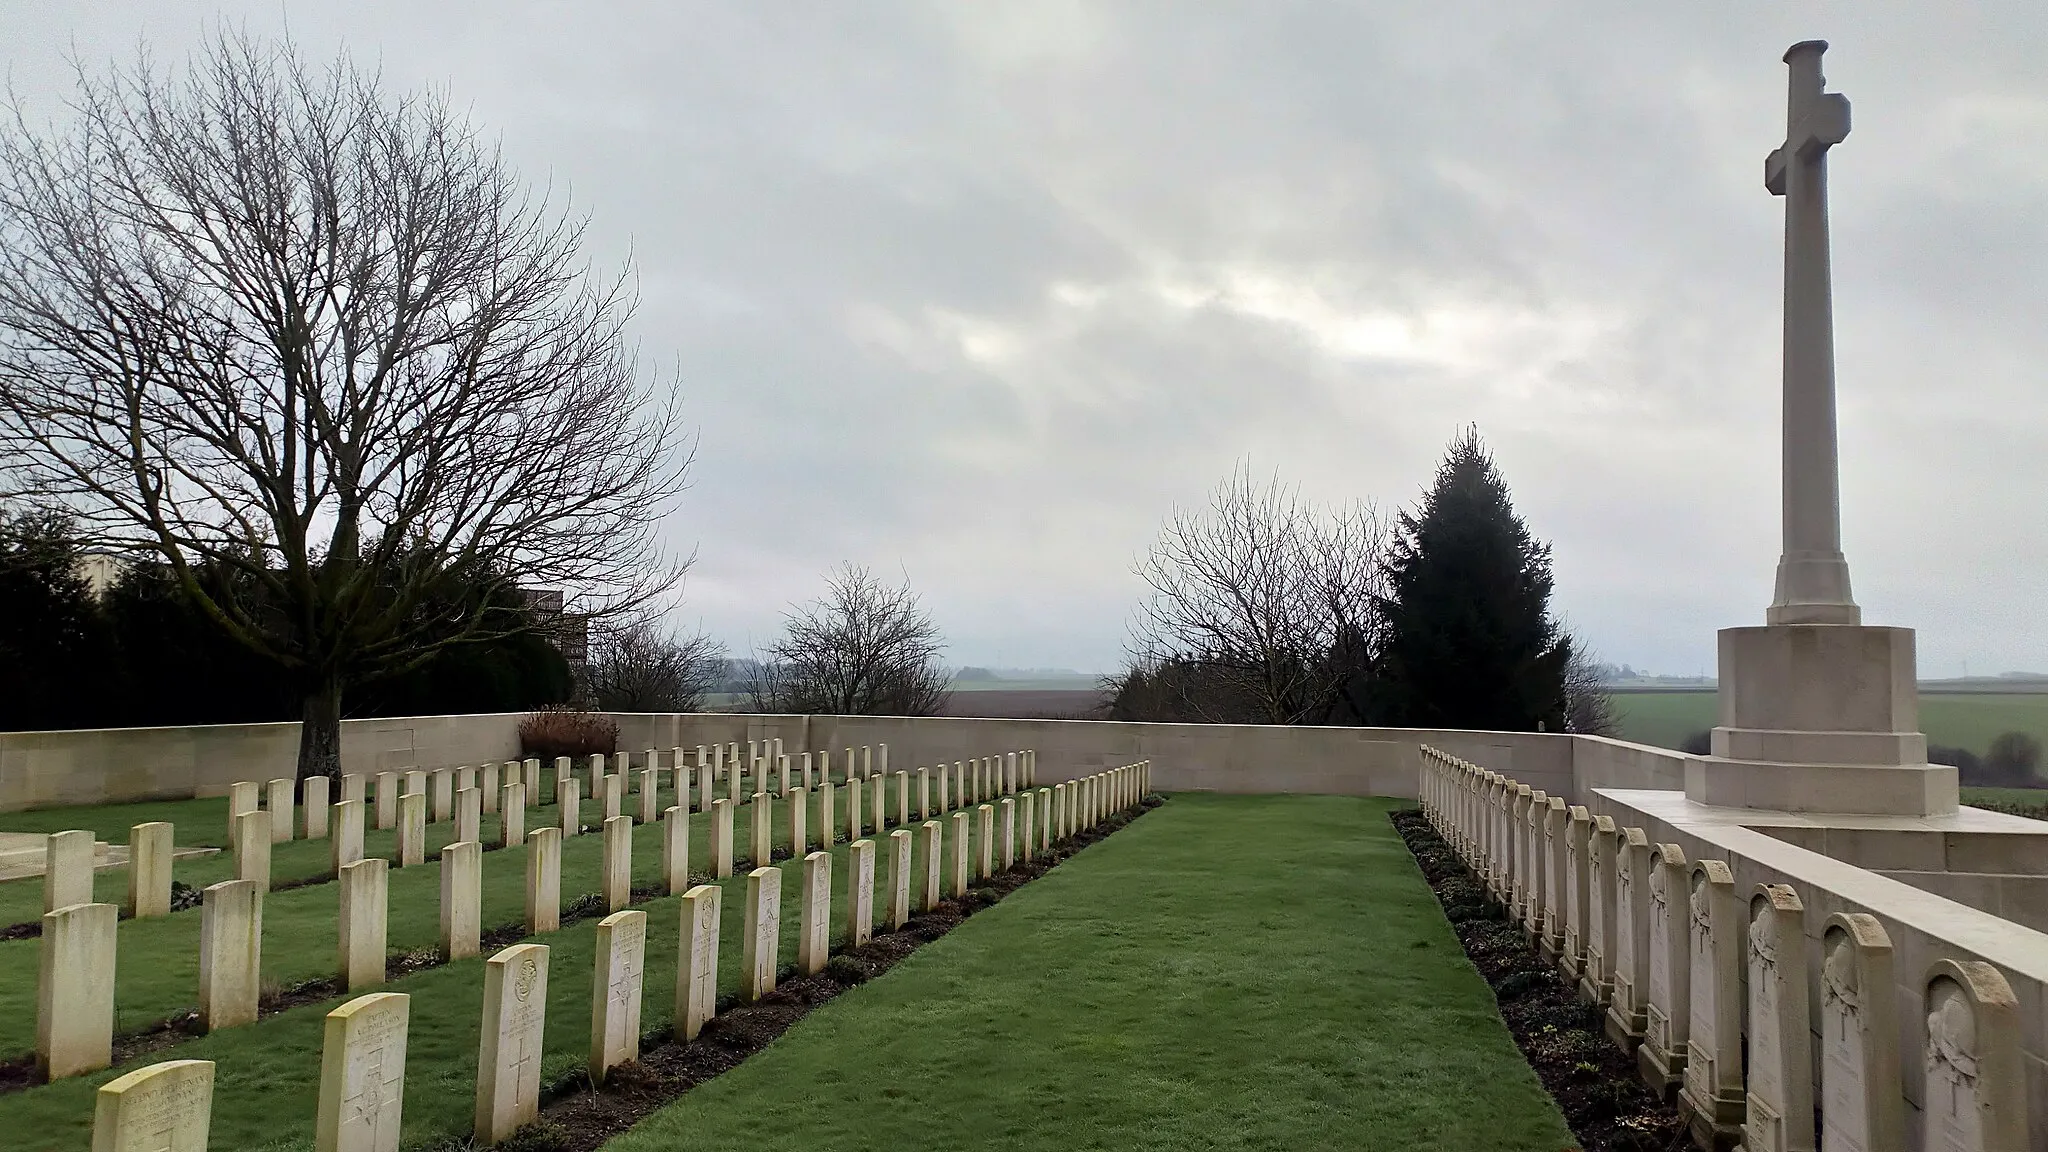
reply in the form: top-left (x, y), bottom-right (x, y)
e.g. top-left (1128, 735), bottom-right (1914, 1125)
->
top-left (748, 564), bottom-right (951, 717)
top-left (0, 30), bottom-right (691, 776)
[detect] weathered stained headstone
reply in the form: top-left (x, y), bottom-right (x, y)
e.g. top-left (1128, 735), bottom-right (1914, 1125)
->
top-left (404, 769), bottom-right (427, 805)
top-left (338, 859), bottom-right (388, 991)
top-left (1579, 814), bottom-right (1616, 1008)
top-left (455, 786), bottom-right (481, 845)
top-left (474, 943), bottom-right (549, 1144)
top-left (1637, 842), bottom-right (1690, 1096)
top-left (314, 992), bottom-right (409, 1152)
top-left (457, 765), bottom-right (477, 798)
top-left (1605, 827), bottom-right (1653, 1053)
top-left (919, 820), bottom-right (943, 911)
top-left (976, 804), bottom-right (995, 880)
top-left (304, 775), bottom-right (331, 839)
top-left (90, 1058), bottom-right (214, 1152)
top-left (526, 826), bottom-right (561, 934)
top-left (374, 773), bottom-right (398, 831)
top-left (787, 786), bottom-right (809, 855)
top-left (233, 811), bottom-right (271, 892)
top-left (847, 775), bottom-right (864, 841)
top-left (662, 805), bottom-right (689, 895)
top-left (589, 910), bottom-right (646, 1084)
top-left (199, 880), bottom-right (262, 1031)
top-left (797, 850), bottom-right (832, 976)
top-left (777, 754), bottom-right (791, 795)
top-left (674, 884), bottom-right (721, 1041)
top-left (1679, 859), bottom-right (1743, 1148)
top-left (341, 773), bottom-right (367, 807)
top-left (751, 792), bottom-right (774, 869)
top-left (949, 810), bottom-right (971, 898)
top-left (430, 769), bottom-right (453, 824)
top-left (333, 799), bottom-right (366, 873)
top-left (127, 821), bottom-right (173, 919)
top-left (709, 798), bottom-right (735, 878)
top-left (228, 780), bottom-right (260, 822)
top-left (886, 828), bottom-right (912, 930)
top-left (441, 840), bottom-right (482, 961)
top-left (742, 865), bottom-right (782, 1002)
top-left (37, 900), bottom-right (115, 1079)
top-left (1742, 884), bottom-right (1814, 1152)
top-left (847, 838), bottom-right (876, 948)
top-left (501, 782), bottom-right (525, 848)
top-left (602, 815), bottom-right (632, 913)
top-left (1817, 913), bottom-right (1903, 1152)
top-left (638, 767), bottom-right (659, 825)
top-left (558, 778), bottom-right (581, 837)
top-left (396, 793), bottom-right (427, 868)
top-left (1922, 958), bottom-right (2029, 1152)
top-left (43, 829), bottom-right (95, 914)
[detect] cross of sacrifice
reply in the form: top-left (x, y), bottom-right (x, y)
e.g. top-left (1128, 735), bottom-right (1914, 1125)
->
top-left (1762, 40), bottom-right (1861, 625)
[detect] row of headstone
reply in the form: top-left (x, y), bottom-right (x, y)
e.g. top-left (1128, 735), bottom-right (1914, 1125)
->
top-left (86, 758), bottom-right (1151, 1149)
top-left (1418, 746), bottom-right (2032, 1152)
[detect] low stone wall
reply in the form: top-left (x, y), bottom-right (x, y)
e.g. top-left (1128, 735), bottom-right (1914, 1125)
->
top-left (0, 714), bottom-right (525, 812)
top-left (1, 707), bottom-right (1602, 814)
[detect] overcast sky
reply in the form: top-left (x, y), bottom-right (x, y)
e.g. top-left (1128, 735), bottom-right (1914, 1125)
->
top-left (4, 3), bottom-right (2044, 677)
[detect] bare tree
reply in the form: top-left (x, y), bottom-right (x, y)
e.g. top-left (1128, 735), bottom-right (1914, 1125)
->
top-left (1125, 464), bottom-right (1387, 725)
top-left (587, 615), bottom-right (726, 713)
top-left (0, 32), bottom-right (689, 779)
top-left (748, 565), bottom-right (951, 716)
top-left (1559, 635), bottom-right (1621, 738)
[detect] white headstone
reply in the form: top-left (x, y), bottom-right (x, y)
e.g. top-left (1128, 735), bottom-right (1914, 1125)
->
top-left (38, 901), bottom-right (115, 1079)
top-left (589, 910), bottom-right (646, 1084)
top-left (526, 826), bottom-right (561, 934)
top-left (1921, 958), bottom-right (2029, 1152)
top-left (332, 799), bottom-right (365, 873)
top-left (674, 884), bottom-right (721, 1042)
top-left (1743, 884), bottom-right (1814, 1152)
top-left (1639, 843), bottom-right (1690, 1094)
top-left (473, 943), bottom-right (549, 1143)
top-left (797, 850), bottom-right (832, 976)
top-left (662, 805), bottom-right (689, 895)
top-left (847, 838), bottom-right (876, 949)
top-left (440, 840), bottom-right (482, 962)
top-left (128, 822), bottom-right (174, 919)
top-left (1817, 912), bottom-right (1903, 1152)
top-left (91, 1058), bottom-right (214, 1152)
top-left (919, 820), bottom-right (943, 911)
top-left (742, 865), bottom-right (782, 1002)
top-left (199, 879), bottom-right (262, 1031)
top-left (338, 859), bottom-right (388, 991)
top-left (315, 991), bottom-right (409, 1152)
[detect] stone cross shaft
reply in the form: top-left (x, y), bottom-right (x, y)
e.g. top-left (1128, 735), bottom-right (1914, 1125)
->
top-left (1765, 40), bottom-right (1859, 626)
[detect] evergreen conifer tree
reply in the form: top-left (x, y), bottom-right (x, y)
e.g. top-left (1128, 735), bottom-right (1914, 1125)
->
top-left (1374, 427), bottom-right (1571, 730)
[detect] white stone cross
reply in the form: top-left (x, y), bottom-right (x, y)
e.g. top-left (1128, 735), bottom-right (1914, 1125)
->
top-left (1764, 40), bottom-right (1860, 626)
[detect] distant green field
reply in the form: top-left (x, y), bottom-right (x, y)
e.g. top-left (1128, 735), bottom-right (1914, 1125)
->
top-left (1612, 691), bottom-right (2048, 757)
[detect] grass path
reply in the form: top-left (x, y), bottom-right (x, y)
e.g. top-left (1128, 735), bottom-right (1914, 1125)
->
top-left (609, 793), bottom-right (1573, 1152)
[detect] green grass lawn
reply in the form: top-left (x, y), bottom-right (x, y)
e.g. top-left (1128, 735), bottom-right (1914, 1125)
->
top-left (0, 773), bottom-right (1019, 1149)
top-left (1612, 689), bottom-right (2048, 759)
top-left (609, 793), bottom-right (1573, 1152)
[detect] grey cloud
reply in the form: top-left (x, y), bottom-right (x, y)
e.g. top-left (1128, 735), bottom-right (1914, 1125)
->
top-left (2, 1), bottom-right (2044, 674)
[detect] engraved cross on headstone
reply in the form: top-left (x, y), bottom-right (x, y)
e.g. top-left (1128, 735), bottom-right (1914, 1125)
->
top-left (1764, 40), bottom-right (1860, 625)
top-left (347, 1047), bottom-right (403, 1134)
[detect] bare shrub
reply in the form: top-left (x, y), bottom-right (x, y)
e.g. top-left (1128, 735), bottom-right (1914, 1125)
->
top-left (587, 616), bottom-right (726, 713)
top-left (518, 706), bottom-right (619, 762)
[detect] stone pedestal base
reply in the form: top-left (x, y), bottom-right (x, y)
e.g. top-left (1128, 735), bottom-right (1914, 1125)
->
top-left (1576, 971), bottom-right (1611, 1011)
top-left (1637, 1033), bottom-right (1685, 1102)
top-left (1684, 756), bottom-right (1958, 817)
top-left (1604, 1000), bottom-right (1644, 1056)
top-left (1694, 623), bottom-right (1959, 817)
